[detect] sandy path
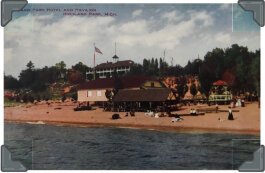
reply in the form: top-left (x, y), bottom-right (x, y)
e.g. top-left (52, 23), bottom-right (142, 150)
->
top-left (4, 102), bottom-right (260, 135)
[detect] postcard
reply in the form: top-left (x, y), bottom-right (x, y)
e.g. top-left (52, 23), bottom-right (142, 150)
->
top-left (1, 1), bottom-right (264, 171)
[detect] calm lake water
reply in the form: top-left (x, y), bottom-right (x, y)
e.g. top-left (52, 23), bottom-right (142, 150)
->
top-left (4, 122), bottom-right (260, 170)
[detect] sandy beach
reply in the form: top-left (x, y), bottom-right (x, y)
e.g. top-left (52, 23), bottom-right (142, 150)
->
top-left (4, 102), bottom-right (260, 135)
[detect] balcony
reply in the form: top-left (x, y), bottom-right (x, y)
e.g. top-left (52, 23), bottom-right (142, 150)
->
top-left (208, 94), bottom-right (232, 102)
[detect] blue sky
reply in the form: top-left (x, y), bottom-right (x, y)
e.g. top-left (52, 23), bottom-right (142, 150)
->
top-left (5, 3), bottom-right (260, 77)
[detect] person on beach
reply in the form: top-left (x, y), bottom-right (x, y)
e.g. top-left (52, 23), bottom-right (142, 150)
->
top-left (175, 114), bottom-right (180, 118)
top-left (166, 110), bottom-right (172, 117)
top-left (215, 104), bottom-right (218, 113)
top-left (190, 108), bottom-right (196, 115)
top-left (241, 99), bottom-right (245, 107)
top-left (236, 98), bottom-right (241, 107)
top-left (130, 111), bottom-right (135, 117)
top-left (228, 107), bottom-right (234, 120)
top-left (172, 114), bottom-right (183, 122)
top-left (192, 109), bottom-right (197, 115)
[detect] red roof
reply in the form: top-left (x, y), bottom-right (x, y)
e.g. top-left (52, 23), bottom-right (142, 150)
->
top-left (113, 89), bottom-right (172, 102)
top-left (78, 76), bottom-right (158, 90)
top-left (4, 90), bottom-right (15, 98)
top-left (213, 80), bottom-right (228, 86)
top-left (78, 78), bottom-right (114, 90)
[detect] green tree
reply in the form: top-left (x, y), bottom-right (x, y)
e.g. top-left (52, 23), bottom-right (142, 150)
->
top-left (72, 62), bottom-right (91, 78)
top-left (26, 61), bottom-right (34, 70)
top-left (71, 92), bottom-right (78, 101)
top-left (154, 58), bottom-right (159, 73)
top-left (19, 61), bottom-right (35, 88)
top-left (251, 50), bottom-right (260, 96)
top-left (204, 48), bottom-right (225, 78)
top-left (143, 59), bottom-right (149, 74)
top-left (177, 84), bottom-right (187, 98)
top-left (68, 70), bottom-right (85, 84)
top-left (4, 75), bottom-right (20, 89)
top-left (185, 60), bottom-right (191, 74)
top-left (128, 64), bottom-right (143, 75)
top-left (198, 63), bottom-right (216, 96)
top-left (55, 61), bottom-right (66, 70)
top-left (55, 61), bottom-right (67, 80)
top-left (62, 94), bottom-right (66, 102)
top-left (190, 83), bottom-right (198, 97)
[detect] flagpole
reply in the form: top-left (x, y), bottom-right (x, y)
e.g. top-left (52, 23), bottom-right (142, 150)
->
top-left (115, 42), bottom-right (116, 55)
top-left (93, 43), bottom-right (96, 80)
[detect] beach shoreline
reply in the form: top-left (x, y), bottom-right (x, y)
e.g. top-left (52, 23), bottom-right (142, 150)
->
top-left (5, 120), bottom-right (260, 135)
top-left (4, 102), bottom-right (260, 135)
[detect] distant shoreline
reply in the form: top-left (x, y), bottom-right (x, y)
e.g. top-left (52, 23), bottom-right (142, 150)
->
top-left (4, 102), bottom-right (260, 136)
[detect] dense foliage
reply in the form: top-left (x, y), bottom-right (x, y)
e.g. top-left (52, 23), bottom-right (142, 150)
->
top-left (129, 44), bottom-right (260, 96)
top-left (4, 44), bottom-right (260, 99)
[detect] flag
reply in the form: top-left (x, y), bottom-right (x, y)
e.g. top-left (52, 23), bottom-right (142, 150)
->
top-left (95, 47), bottom-right (103, 54)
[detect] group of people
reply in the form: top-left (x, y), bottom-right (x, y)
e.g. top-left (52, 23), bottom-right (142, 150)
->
top-left (228, 98), bottom-right (247, 120)
top-left (144, 110), bottom-right (165, 118)
top-left (125, 111), bottom-right (135, 117)
top-left (171, 113), bottom-right (184, 122)
top-left (190, 108), bottom-right (197, 115)
top-left (112, 111), bottom-right (136, 120)
top-left (230, 98), bottom-right (245, 108)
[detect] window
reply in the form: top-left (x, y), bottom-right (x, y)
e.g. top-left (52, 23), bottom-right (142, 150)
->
top-left (87, 91), bottom-right (92, 97)
top-left (97, 91), bottom-right (102, 97)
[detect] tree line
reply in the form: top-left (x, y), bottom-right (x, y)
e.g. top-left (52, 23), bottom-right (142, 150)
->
top-left (4, 61), bottom-right (91, 102)
top-left (4, 44), bottom-right (260, 100)
top-left (129, 44), bottom-right (260, 96)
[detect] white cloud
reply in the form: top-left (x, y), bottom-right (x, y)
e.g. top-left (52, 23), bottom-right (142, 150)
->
top-left (4, 8), bottom-right (260, 78)
top-left (132, 9), bottom-right (142, 18)
top-left (219, 4), bottom-right (231, 10)
top-left (119, 20), bottom-right (148, 34)
top-left (4, 48), bottom-right (13, 63)
top-left (161, 11), bottom-right (183, 23)
top-left (215, 32), bottom-right (231, 43)
top-left (190, 10), bottom-right (214, 27)
top-left (162, 11), bottom-right (176, 21)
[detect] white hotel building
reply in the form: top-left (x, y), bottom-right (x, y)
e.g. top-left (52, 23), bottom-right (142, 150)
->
top-left (86, 59), bottom-right (134, 79)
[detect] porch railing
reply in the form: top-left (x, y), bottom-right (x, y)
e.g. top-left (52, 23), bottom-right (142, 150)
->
top-left (208, 94), bottom-right (232, 102)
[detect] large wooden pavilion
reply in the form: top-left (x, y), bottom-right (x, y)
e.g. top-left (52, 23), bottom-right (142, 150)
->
top-left (113, 88), bottom-right (177, 112)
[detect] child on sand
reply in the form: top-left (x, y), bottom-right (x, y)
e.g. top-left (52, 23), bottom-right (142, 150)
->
top-left (215, 104), bottom-right (218, 113)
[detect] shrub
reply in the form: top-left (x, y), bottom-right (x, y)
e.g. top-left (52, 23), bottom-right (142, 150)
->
top-left (62, 95), bottom-right (66, 102)
top-left (28, 94), bottom-right (35, 103)
top-left (71, 92), bottom-right (77, 101)
top-left (22, 94), bottom-right (28, 103)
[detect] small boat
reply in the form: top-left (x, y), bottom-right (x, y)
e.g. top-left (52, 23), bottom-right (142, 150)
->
top-left (26, 121), bottom-right (45, 125)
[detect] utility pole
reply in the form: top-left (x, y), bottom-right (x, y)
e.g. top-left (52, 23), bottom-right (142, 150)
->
top-left (115, 42), bottom-right (116, 55)
top-left (93, 43), bottom-right (96, 80)
top-left (163, 49), bottom-right (166, 63)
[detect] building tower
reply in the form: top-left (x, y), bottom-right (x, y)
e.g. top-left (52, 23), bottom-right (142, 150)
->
top-left (112, 42), bottom-right (119, 63)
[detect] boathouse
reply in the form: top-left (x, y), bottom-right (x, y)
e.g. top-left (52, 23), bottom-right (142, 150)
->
top-left (77, 76), bottom-right (165, 104)
top-left (113, 88), bottom-right (177, 112)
